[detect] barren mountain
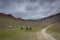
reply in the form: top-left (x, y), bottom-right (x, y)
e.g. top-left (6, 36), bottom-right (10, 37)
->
top-left (40, 13), bottom-right (60, 24)
top-left (0, 13), bottom-right (41, 28)
top-left (0, 12), bottom-right (60, 28)
top-left (0, 13), bottom-right (25, 28)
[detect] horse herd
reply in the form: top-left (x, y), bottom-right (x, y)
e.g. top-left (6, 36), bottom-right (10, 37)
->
top-left (21, 26), bottom-right (32, 31)
top-left (9, 26), bottom-right (32, 31)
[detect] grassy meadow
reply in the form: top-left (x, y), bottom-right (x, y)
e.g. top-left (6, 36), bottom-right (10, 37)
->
top-left (47, 24), bottom-right (60, 40)
top-left (0, 24), bottom-right (46, 40)
top-left (0, 13), bottom-right (60, 40)
top-left (0, 14), bottom-right (47, 40)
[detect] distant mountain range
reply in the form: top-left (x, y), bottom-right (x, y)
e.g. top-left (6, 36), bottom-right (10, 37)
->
top-left (0, 12), bottom-right (60, 26)
top-left (0, 13), bottom-right (40, 27)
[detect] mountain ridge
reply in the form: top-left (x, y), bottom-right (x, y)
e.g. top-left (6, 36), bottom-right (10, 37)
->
top-left (39, 12), bottom-right (60, 24)
top-left (0, 12), bottom-right (60, 24)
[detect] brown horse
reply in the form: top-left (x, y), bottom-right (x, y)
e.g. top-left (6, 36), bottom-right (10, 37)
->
top-left (26, 26), bottom-right (32, 31)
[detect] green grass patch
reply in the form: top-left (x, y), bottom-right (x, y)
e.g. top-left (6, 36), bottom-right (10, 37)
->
top-left (0, 26), bottom-right (42, 40)
top-left (47, 24), bottom-right (60, 40)
top-left (47, 24), bottom-right (60, 33)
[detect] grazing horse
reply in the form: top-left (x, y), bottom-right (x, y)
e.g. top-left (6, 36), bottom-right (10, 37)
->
top-left (29, 27), bottom-right (31, 31)
top-left (26, 26), bottom-right (32, 31)
top-left (9, 26), bottom-right (12, 29)
top-left (21, 26), bottom-right (24, 29)
top-left (28, 26), bottom-right (32, 31)
top-left (26, 27), bottom-right (28, 30)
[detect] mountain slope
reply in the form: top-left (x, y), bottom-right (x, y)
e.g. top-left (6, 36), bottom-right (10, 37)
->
top-left (0, 13), bottom-right (25, 28)
top-left (0, 13), bottom-right (43, 40)
top-left (0, 13), bottom-right (45, 28)
top-left (40, 13), bottom-right (60, 24)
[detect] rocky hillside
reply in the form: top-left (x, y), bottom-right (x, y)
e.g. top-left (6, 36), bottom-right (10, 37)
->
top-left (0, 12), bottom-right (60, 28)
top-left (0, 13), bottom-right (31, 28)
top-left (40, 12), bottom-right (60, 24)
top-left (0, 13), bottom-right (42, 28)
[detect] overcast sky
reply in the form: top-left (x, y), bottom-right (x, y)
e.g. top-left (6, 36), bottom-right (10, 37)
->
top-left (0, 0), bottom-right (60, 20)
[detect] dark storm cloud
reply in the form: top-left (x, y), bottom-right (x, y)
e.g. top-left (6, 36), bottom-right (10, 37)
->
top-left (0, 0), bottom-right (60, 19)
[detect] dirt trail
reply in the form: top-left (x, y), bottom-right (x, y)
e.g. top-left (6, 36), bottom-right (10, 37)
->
top-left (37, 24), bottom-right (56, 40)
